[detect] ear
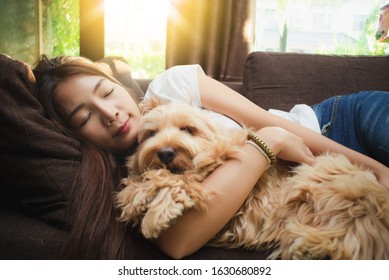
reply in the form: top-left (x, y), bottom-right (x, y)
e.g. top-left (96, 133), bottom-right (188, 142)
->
top-left (138, 97), bottom-right (162, 114)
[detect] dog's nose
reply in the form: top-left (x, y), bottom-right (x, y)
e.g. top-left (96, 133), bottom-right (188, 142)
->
top-left (157, 147), bottom-right (176, 164)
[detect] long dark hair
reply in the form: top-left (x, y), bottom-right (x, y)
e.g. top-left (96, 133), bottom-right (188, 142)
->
top-left (33, 55), bottom-right (135, 259)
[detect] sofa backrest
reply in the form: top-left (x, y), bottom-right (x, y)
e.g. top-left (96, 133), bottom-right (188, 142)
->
top-left (243, 52), bottom-right (389, 110)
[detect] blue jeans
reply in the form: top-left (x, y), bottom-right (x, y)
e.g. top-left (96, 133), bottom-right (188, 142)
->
top-left (312, 91), bottom-right (389, 166)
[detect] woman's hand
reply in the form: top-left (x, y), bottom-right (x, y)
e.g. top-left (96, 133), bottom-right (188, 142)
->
top-left (256, 127), bottom-right (389, 192)
top-left (255, 127), bottom-right (317, 165)
top-left (375, 166), bottom-right (389, 191)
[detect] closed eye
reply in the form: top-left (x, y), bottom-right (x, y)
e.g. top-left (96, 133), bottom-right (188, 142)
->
top-left (104, 88), bottom-right (114, 97)
top-left (80, 113), bottom-right (92, 127)
top-left (138, 129), bottom-right (157, 143)
top-left (148, 130), bottom-right (157, 138)
top-left (180, 126), bottom-right (196, 135)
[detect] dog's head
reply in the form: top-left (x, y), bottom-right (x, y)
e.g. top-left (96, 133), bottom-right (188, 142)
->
top-left (129, 102), bottom-right (222, 174)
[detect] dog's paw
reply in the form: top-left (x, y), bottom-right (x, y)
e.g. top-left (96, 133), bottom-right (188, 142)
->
top-left (115, 178), bottom-right (154, 225)
top-left (141, 186), bottom-right (198, 239)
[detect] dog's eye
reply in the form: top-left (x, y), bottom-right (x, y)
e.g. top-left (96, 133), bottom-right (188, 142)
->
top-left (180, 126), bottom-right (195, 135)
top-left (146, 130), bottom-right (157, 138)
top-left (139, 129), bottom-right (157, 142)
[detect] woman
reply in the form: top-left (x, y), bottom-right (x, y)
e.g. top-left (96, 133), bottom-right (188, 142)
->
top-left (33, 55), bottom-right (389, 259)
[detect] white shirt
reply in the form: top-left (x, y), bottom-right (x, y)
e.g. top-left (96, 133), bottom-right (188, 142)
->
top-left (144, 64), bottom-right (320, 133)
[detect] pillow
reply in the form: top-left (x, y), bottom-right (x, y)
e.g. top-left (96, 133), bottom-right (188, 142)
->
top-left (0, 54), bottom-right (80, 227)
top-left (95, 56), bottom-right (144, 100)
top-left (0, 54), bottom-right (144, 228)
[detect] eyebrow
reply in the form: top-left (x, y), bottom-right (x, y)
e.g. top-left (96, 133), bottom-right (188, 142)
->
top-left (67, 78), bottom-right (105, 123)
top-left (93, 78), bottom-right (105, 94)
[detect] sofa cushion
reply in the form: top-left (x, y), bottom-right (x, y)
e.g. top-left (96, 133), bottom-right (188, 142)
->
top-left (0, 54), bottom-right (143, 228)
top-left (0, 208), bottom-right (68, 259)
top-left (0, 54), bottom-right (80, 227)
top-left (243, 52), bottom-right (389, 111)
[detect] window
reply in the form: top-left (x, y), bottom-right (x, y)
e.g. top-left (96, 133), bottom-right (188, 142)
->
top-left (104, 0), bottom-right (168, 79)
top-left (0, 0), bottom-right (79, 65)
top-left (254, 0), bottom-right (389, 55)
top-left (312, 13), bottom-right (331, 31)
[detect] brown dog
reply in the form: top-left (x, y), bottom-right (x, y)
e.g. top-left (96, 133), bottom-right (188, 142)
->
top-left (116, 101), bottom-right (389, 259)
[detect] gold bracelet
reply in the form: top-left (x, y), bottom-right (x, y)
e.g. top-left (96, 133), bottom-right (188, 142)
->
top-left (247, 130), bottom-right (277, 165)
top-left (246, 140), bottom-right (271, 166)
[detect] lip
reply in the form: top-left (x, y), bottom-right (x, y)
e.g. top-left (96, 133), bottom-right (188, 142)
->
top-left (113, 118), bottom-right (130, 137)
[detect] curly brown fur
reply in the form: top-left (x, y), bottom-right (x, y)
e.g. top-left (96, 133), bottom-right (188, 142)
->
top-left (116, 100), bottom-right (244, 238)
top-left (116, 101), bottom-right (389, 259)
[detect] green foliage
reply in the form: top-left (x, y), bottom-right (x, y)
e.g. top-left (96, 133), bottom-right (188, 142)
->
top-left (43, 0), bottom-right (80, 56)
top-left (124, 51), bottom-right (166, 79)
top-left (353, 5), bottom-right (387, 55)
top-left (0, 0), bottom-right (39, 64)
top-left (318, 5), bottom-right (387, 56)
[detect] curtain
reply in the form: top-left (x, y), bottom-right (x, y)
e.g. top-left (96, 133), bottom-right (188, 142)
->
top-left (166, 0), bottom-right (254, 81)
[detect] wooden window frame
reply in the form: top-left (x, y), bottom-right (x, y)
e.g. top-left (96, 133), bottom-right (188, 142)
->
top-left (79, 0), bottom-right (105, 60)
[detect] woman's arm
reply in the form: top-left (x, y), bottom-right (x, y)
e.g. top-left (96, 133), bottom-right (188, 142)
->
top-left (154, 143), bottom-right (267, 259)
top-left (154, 126), bottom-right (315, 259)
top-left (197, 73), bottom-right (389, 189)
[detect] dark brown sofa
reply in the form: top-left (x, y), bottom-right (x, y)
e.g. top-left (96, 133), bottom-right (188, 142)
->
top-left (1, 52), bottom-right (389, 260)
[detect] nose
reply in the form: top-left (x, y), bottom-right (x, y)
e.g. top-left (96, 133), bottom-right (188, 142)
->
top-left (96, 102), bottom-right (119, 126)
top-left (157, 147), bottom-right (176, 164)
top-left (105, 112), bottom-right (119, 126)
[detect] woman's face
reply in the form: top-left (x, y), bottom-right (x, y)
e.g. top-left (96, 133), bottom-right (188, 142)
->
top-left (55, 74), bottom-right (141, 153)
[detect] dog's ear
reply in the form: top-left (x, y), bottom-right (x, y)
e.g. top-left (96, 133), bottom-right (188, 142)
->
top-left (139, 97), bottom-right (161, 114)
